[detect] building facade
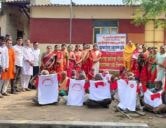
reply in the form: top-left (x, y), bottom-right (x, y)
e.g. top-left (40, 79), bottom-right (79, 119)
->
top-left (30, 4), bottom-right (166, 47)
top-left (0, 1), bottom-right (165, 47)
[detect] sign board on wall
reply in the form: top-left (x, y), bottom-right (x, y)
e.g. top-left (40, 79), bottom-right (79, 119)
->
top-left (96, 34), bottom-right (126, 71)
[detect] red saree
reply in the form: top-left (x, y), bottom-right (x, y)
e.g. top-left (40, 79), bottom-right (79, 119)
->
top-left (67, 51), bottom-right (76, 77)
top-left (40, 52), bottom-right (56, 73)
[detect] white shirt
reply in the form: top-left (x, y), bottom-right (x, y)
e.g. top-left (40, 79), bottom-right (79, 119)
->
top-left (38, 74), bottom-right (59, 105)
top-left (13, 44), bottom-right (23, 67)
top-left (89, 80), bottom-right (111, 101)
top-left (22, 46), bottom-right (34, 75)
top-left (144, 90), bottom-right (162, 108)
top-left (1, 46), bottom-right (9, 69)
top-left (0, 47), bottom-right (4, 68)
top-left (32, 48), bottom-right (40, 66)
top-left (67, 79), bottom-right (86, 106)
top-left (117, 79), bottom-right (137, 111)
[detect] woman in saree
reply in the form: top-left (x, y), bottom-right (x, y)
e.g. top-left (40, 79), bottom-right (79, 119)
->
top-left (147, 48), bottom-right (157, 83)
top-left (40, 45), bottom-right (56, 73)
top-left (138, 47), bottom-right (148, 89)
top-left (131, 44), bottom-right (141, 80)
top-left (81, 44), bottom-right (92, 75)
top-left (74, 44), bottom-right (82, 74)
top-left (123, 40), bottom-right (136, 71)
top-left (67, 45), bottom-right (76, 77)
top-left (54, 45), bottom-right (64, 74)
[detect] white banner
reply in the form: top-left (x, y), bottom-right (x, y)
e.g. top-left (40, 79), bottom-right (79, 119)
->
top-left (96, 34), bottom-right (126, 52)
top-left (38, 74), bottom-right (59, 105)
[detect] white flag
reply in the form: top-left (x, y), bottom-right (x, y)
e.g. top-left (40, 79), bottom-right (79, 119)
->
top-left (67, 79), bottom-right (85, 106)
top-left (117, 79), bottom-right (137, 111)
top-left (38, 74), bottom-right (59, 105)
top-left (144, 90), bottom-right (162, 108)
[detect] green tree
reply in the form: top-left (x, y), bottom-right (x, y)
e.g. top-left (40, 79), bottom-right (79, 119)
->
top-left (123, 0), bottom-right (166, 28)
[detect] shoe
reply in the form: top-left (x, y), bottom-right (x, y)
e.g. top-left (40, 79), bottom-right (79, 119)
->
top-left (16, 89), bottom-right (21, 92)
top-left (22, 89), bottom-right (26, 92)
top-left (11, 91), bottom-right (18, 94)
top-left (0, 94), bottom-right (3, 98)
top-left (2, 93), bottom-right (10, 96)
top-left (25, 88), bottom-right (31, 91)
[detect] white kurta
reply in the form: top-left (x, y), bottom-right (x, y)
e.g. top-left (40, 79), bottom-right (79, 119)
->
top-left (13, 44), bottom-right (23, 67)
top-left (67, 79), bottom-right (86, 106)
top-left (117, 79), bottom-right (137, 111)
top-left (38, 74), bottom-right (59, 105)
top-left (32, 48), bottom-right (40, 66)
top-left (89, 80), bottom-right (111, 101)
top-left (0, 47), bottom-right (5, 69)
top-left (22, 46), bottom-right (34, 75)
top-left (1, 46), bottom-right (9, 69)
top-left (144, 90), bottom-right (162, 108)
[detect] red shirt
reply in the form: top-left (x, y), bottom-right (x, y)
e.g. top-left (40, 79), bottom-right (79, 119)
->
top-left (110, 80), bottom-right (117, 91)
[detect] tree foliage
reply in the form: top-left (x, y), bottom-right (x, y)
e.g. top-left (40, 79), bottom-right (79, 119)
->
top-left (123, 0), bottom-right (166, 28)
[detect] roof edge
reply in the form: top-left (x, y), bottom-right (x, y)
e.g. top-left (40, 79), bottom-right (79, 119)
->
top-left (30, 4), bottom-right (139, 7)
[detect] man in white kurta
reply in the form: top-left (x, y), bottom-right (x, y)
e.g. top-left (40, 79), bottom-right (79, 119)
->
top-left (32, 42), bottom-right (40, 76)
top-left (12, 37), bottom-right (24, 92)
top-left (0, 36), bottom-right (8, 97)
top-left (21, 39), bottom-right (34, 91)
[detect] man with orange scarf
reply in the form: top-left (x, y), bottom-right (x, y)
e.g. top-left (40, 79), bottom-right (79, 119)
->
top-left (123, 40), bottom-right (136, 71)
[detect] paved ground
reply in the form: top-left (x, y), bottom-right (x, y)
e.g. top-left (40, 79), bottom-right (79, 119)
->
top-left (0, 90), bottom-right (165, 128)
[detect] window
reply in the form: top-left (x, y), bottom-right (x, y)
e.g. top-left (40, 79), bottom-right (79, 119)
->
top-left (17, 30), bottom-right (23, 38)
top-left (93, 20), bottom-right (118, 43)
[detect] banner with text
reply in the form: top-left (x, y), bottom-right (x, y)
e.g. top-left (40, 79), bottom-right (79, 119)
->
top-left (96, 34), bottom-right (126, 71)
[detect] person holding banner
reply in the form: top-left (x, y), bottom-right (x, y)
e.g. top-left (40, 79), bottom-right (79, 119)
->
top-left (123, 40), bottom-right (136, 71)
top-left (89, 44), bottom-right (102, 75)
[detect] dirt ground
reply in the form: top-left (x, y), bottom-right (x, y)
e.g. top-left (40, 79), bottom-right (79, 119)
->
top-left (0, 90), bottom-right (165, 128)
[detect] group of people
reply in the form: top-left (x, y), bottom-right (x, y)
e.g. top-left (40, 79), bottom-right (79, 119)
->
top-left (0, 35), bottom-right (166, 114)
top-left (123, 41), bottom-right (166, 90)
top-left (0, 35), bottom-right (102, 99)
top-left (40, 43), bottom-right (101, 78)
top-left (0, 36), bottom-right (40, 97)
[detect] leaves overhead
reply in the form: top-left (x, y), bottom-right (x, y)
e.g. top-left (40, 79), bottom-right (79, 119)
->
top-left (123, 0), bottom-right (166, 28)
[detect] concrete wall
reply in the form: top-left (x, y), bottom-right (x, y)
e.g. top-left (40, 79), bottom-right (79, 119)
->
top-left (1, 5), bottom-right (29, 42)
top-left (145, 20), bottom-right (164, 48)
top-left (0, 13), bottom-right (7, 36)
top-left (31, 6), bottom-right (136, 19)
